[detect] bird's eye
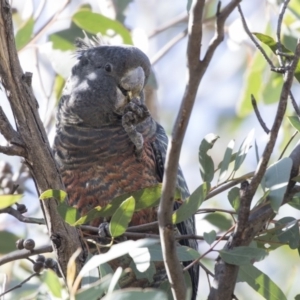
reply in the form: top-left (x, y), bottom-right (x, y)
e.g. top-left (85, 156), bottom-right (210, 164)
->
top-left (105, 63), bottom-right (112, 72)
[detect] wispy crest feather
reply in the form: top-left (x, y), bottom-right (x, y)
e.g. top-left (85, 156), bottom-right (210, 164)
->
top-left (75, 32), bottom-right (106, 56)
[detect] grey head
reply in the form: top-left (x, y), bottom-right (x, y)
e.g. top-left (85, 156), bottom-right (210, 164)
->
top-left (57, 39), bottom-right (151, 128)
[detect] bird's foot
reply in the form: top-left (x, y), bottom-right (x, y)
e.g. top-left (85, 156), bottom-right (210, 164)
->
top-left (98, 222), bottom-right (110, 238)
top-left (122, 98), bottom-right (150, 159)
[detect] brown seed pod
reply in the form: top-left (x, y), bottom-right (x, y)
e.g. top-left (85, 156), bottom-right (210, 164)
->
top-left (23, 239), bottom-right (35, 251)
top-left (45, 258), bottom-right (55, 269)
top-left (16, 203), bottom-right (27, 214)
top-left (36, 255), bottom-right (45, 263)
top-left (15, 239), bottom-right (24, 250)
top-left (33, 261), bottom-right (44, 273)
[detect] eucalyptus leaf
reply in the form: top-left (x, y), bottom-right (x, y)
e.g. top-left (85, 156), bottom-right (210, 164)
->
top-left (199, 133), bottom-right (219, 182)
top-left (109, 196), bottom-right (135, 237)
top-left (238, 264), bottom-right (286, 300)
top-left (15, 17), bottom-right (34, 50)
top-left (0, 194), bottom-right (22, 209)
top-left (219, 139), bottom-right (235, 181)
top-left (219, 246), bottom-right (268, 265)
top-left (72, 11), bottom-right (133, 44)
top-left (172, 182), bottom-right (209, 224)
top-left (263, 157), bottom-right (293, 212)
top-left (227, 187), bottom-right (240, 212)
top-left (234, 129), bottom-right (254, 171)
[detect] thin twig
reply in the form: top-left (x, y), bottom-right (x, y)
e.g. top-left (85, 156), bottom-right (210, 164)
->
top-left (19, 0), bottom-right (71, 52)
top-left (278, 130), bottom-right (298, 160)
top-left (237, 4), bottom-right (275, 68)
top-left (0, 273), bottom-right (39, 297)
top-left (251, 94), bottom-right (270, 134)
top-left (150, 29), bottom-right (187, 65)
top-left (199, 261), bottom-right (214, 278)
top-left (290, 92), bottom-right (300, 116)
top-left (276, 0), bottom-right (291, 66)
top-left (0, 245), bottom-right (53, 266)
top-left (196, 208), bottom-right (236, 215)
top-left (33, 0), bottom-right (46, 22)
top-left (207, 172), bottom-right (254, 200)
top-left (183, 225), bottom-right (235, 272)
top-left (148, 12), bottom-right (188, 38)
top-left (0, 106), bottom-right (23, 145)
top-left (0, 206), bottom-right (45, 225)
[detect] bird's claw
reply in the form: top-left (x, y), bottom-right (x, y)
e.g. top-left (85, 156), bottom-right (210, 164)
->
top-left (98, 222), bottom-right (110, 238)
top-left (122, 98), bottom-right (150, 159)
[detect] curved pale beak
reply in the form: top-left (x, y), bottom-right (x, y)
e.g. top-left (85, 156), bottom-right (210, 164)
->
top-left (120, 66), bottom-right (145, 100)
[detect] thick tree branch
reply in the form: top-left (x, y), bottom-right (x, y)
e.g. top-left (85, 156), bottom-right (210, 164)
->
top-left (158, 0), bottom-right (241, 299)
top-left (0, 0), bottom-right (86, 281)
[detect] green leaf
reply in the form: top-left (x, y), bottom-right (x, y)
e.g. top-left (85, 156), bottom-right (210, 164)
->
top-left (238, 264), bottom-right (287, 300)
top-left (288, 193), bottom-right (300, 210)
top-left (172, 182), bottom-right (209, 224)
top-left (50, 33), bottom-right (76, 51)
top-left (113, 0), bottom-right (134, 23)
top-left (275, 217), bottom-right (300, 249)
top-left (53, 75), bottom-right (65, 103)
top-left (76, 274), bottom-right (112, 300)
top-left (256, 230), bottom-right (283, 251)
top-left (58, 203), bottom-right (80, 225)
top-left (253, 32), bottom-right (300, 83)
top-left (129, 260), bottom-right (156, 282)
top-left (264, 157), bottom-right (293, 212)
top-left (219, 246), bottom-right (268, 265)
top-left (43, 270), bottom-right (62, 298)
top-left (72, 11), bottom-right (133, 45)
top-left (234, 129), bottom-right (254, 171)
top-left (0, 231), bottom-right (19, 254)
top-left (183, 271), bottom-right (193, 300)
top-left (101, 289), bottom-right (167, 300)
top-left (80, 239), bottom-right (158, 277)
top-left (253, 32), bottom-right (293, 55)
top-left (199, 133), bottom-right (219, 182)
top-left (227, 187), bottom-right (240, 212)
top-left (254, 140), bottom-right (260, 164)
top-left (40, 189), bottom-right (79, 225)
top-left (203, 213), bottom-right (232, 231)
top-left (262, 73), bottom-right (282, 104)
top-left (218, 139), bottom-right (235, 181)
top-left (237, 48), bottom-right (268, 117)
top-left (129, 244), bottom-right (200, 263)
top-left (15, 17), bottom-right (34, 50)
top-left (40, 189), bottom-right (67, 202)
top-left (129, 245), bottom-right (151, 273)
top-left (99, 262), bottom-right (114, 279)
top-left (74, 184), bottom-right (165, 225)
top-left (288, 116), bottom-right (300, 132)
top-left (0, 194), bottom-right (22, 209)
top-left (109, 197), bottom-right (135, 237)
top-left (203, 230), bottom-right (216, 245)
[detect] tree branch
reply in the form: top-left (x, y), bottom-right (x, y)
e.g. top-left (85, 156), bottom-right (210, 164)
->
top-left (0, 273), bottom-right (39, 298)
top-left (208, 40), bottom-right (300, 300)
top-left (0, 206), bottom-right (45, 225)
top-left (0, 0), bottom-right (86, 281)
top-left (0, 245), bottom-right (53, 266)
top-left (158, 1), bottom-right (241, 299)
